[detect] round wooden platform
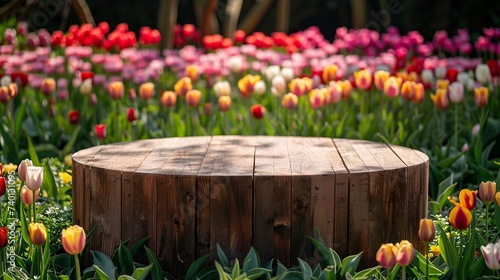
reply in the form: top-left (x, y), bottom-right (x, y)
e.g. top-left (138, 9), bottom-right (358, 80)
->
top-left (72, 136), bottom-right (428, 276)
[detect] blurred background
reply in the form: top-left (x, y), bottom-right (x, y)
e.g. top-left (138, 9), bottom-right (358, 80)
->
top-left (1, 0), bottom-right (499, 42)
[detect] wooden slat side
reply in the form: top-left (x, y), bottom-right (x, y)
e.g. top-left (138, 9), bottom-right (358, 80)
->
top-left (72, 161), bottom-right (85, 227)
top-left (254, 136), bottom-right (292, 266)
top-left (89, 167), bottom-right (121, 256)
top-left (332, 139), bottom-right (370, 267)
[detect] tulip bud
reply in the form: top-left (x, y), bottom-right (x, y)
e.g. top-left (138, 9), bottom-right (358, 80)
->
top-left (421, 69), bottom-right (434, 85)
top-left (139, 82), bottom-right (155, 100)
top-left (322, 64), bottom-right (338, 84)
top-left (160, 91), bottom-right (177, 108)
top-left (251, 104), bottom-right (265, 119)
top-left (41, 78), bottom-right (56, 96)
top-left (461, 143), bottom-right (469, 153)
top-left (127, 108), bottom-right (136, 122)
top-left (481, 240), bottom-right (500, 270)
top-left (418, 218), bottom-right (436, 243)
top-left (21, 185), bottom-right (40, 205)
top-left (89, 93), bottom-right (97, 106)
top-left (308, 89), bottom-right (325, 109)
top-left (18, 159), bottom-right (33, 182)
top-left (108, 81), bottom-right (124, 100)
top-left (383, 76), bottom-right (401, 98)
top-left (94, 124), bottom-right (106, 140)
top-left (479, 181), bottom-right (497, 204)
top-left (374, 70), bottom-right (390, 90)
top-left (459, 189), bottom-right (477, 210)
top-left (474, 87), bottom-right (489, 107)
top-left (376, 243), bottom-right (397, 269)
top-left (61, 225), bottom-right (86, 255)
top-left (448, 82), bottom-right (464, 103)
top-left (271, 75), bottom-right (286, 96)
top-left (282, 93), bottom-right (299, 110)
top-left (476, 64), bottom-right (492, 84)
top-left (396, 240), bottom-right (414, 267)
top-left (0, 227), bottom-right (7, 248)
top-left (26, 166), bottom-right (44, 191)
top-left (495, 192), bottom-right (500, 208)
top-left (353, 69), bottom-right (372, 90)
top-left (29, 223), bottom-right (47, 246)
top-left (186, 89), bottom-right (202, 107)
top-left (213, 81), bottom-right (231, 97)
top-left (174, 77), bottom-right (192, 97)
top-left (79, 78), bottom-right (92, 94)
top-left (218, 95), bottom-right (231, 112)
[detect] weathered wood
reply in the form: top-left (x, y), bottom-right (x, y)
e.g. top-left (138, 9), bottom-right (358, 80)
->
top-left (72, 136), bottom-right (429, 274)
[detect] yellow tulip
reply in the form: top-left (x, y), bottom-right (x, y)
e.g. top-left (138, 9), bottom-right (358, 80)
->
top-left (61, 225), bottom-right (86, 255)
top-left (29, 223), bottom-right (47, 246)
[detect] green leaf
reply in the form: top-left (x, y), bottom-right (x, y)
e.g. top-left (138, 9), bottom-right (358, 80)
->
top-left (27, 137), bottom-right (41, 166)
top-left (217, 244), bottom-right (230, 268)
top-left (19, 199), bottom-right (30, 244)
top-left (215, 261), bottom-right (230, 280)
top-left (41, 230), bottom-right (52, 280)
top-left (0, 122), bottom-right (19, 163)
top-left (245, 267), bottom-right (273, 280)
top-left (496, 169), bottom-right (500, 230)
top-left (117, 276), bottom-right (135, 280)
top-left (130, 236), bottom-right (149, 258)
top-left (340, 252), bottom-right (362, 277)
top-left (436, 152), bottom-right (464, 169)
top-left (91, 251), bottom-right (116, 280)
top-left (437, 226), bottom-right (459, 269)
top-left (242, 247), bottom-right (260, 273)
top-left (231, 259), bottom-right (241, 278)
top-left (93, 265), bottom-right (110, 280)
top-left (42, 160), bottom-right (59, 204)
top-left (62, 126), bottom-right (82, 156)
top-left (298, 258), bottom-right (312, 280)
top-left (307, 236), bottom-right (334, 266)
top-left (116, 243), bottom-right (134, 275)
top-left (408, 250), bottom-right (443, 278)
top-left (184, 253), bottom-right (212, 280)
top-left (126, 263), bottom-right (153, 280)
top-left (144, 246), bottom-right (163, 280)
top-left (13, 100), bottom-right (28, 143)
top-left (352, 266), bottom-right (381, 278)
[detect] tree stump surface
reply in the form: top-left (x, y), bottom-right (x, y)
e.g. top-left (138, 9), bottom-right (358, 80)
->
top-left (72, 136), bottom-right (428, 276)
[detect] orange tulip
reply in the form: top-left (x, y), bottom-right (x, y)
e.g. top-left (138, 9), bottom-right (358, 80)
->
top-left (339, 80), bottom-right (352, 99)
top-left (474, 87), bottom-right (489, 107)
top-left (238, 74), bottom-right (261, 97)
top-left (459, 189), bottom-right (477, 210)
top-left (322, 64), bottom-right (338, 84)
top-left (436, 79), bottom-right (449, 90)
top-left (353, 69), bottom-right (372, 90)
top-left (62, 225), bottom-right (86, 255)
top-left (108, 81), bottom-right (124, 100)
top-left (374, 70), bottom-right (390, 90)
top-left (448, 197), bottom-right (472, 230)
top-left (281, 92), bottom-right (298, 110)
top-left (418, 218), bottom-right (436, 243)
top-left (0, 86), bottom-right (10, 103)
top-left (412, 83), bottom-right (425, 104)
top-left (288, 78), bottom-right (307, 96)
top-left (400, 81), bottom-right (415, 101)
top-left (185, 65), bottom-right (199, 82)
top-left (495, 192), bottom-right (500, 208)
top-left (186, 89), bottom-right (202, 107)
top-left (29, 223), bottom-right (47, 246)
top-left (430, 88), bottom-right (449, 110)
top-left (139, 82), bottom-right (155, 100)
top-left (174, 77), bottom-right (193, 97)
top-left (218, 95), bottom-right (231, 112)
top-left (376, 243), bottom-right (397, 269)
top-left (41, 78), bottom-right (56, 96)
top-left (308, 89), bottom-right (325, 109)
top-left (160, 91), bottom-right (177, 108)
top-left (479, 181), bottom-right (497, 204)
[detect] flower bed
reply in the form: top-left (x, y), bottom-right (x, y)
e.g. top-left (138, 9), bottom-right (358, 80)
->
top-left (0, 20), bottom-right (499, 279)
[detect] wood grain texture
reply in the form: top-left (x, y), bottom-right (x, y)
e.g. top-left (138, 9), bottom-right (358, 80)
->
top-left (72, 136), bottom-right (429, 273)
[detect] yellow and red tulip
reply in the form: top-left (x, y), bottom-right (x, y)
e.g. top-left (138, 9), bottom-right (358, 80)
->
top-left (29, 223), bottom-right (47, 246)
top-left (160, 91), bottom-right (177, 108)
top-left (174, 77), bottom-right (193, 98)
top-left (139, 82), bottom-right (155, 100)
top-left (288, 78), bottom-right (307, 96)
top-left (412, 82), bottom-right (425, 104)
top-left (400, 81), bottom-right (415, 101)
top-left (322, 64), bottom-right (338, 84)
top-left (354, 69), bottom-right (372, 90)
top-left (186, 89), bottom-right (202, 107)
top-left (308, 88), bottom-right (325, 109)
top-left (430, 88), bottom-right (449, 110)
top-left (474, 87), bottom-right (489, 107)
top-left (218, 95), bottom-right (231, 112)
top-left (61, 225), bottom-right (86, 255)
top-left (383, 76), bottom-right (401, 98)
top-left (436, 79), bottom-right (449, 90)
top-left (41, 78), bottom-right (56, 96)
top-left (238, 74), bottom-right (261, 97)
top-left (108, 81), bottom-right (124, 100)
top-left (395, 240), bottom-right (414, 267)
top-left (418, 218), bottom-right (436, 243)
top-left (376, 243), bottom-right (397, 269)
top-left (459, 189), bottom-right (477, 210)
top-left (185, 65), bottom-right (199, 82)
top-left (281, 92), bottom-right (298, 110)
top-left (374, 70), bottom-right (390, 90)
top-left (448, 197), bottom-right (472, 230)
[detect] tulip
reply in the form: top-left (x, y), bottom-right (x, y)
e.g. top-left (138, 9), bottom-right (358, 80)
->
top-left (396, 240), bottom-right (414, 267)
top-left (459, 189), bottom-right (477, 210)
top-left (139, 82), bottom-right (155, 100)
top-left (322, 64), bottom-right (338, 84)
top-left (436, 79), bottom-right (449, 90)
top-left (0, 176), bottom-right (5, 196)
top-left (495, 192), bottom-right (500, 208)
top-left (448, 82), bottom-right (464, 103)
top-left (185, 65), bottom-right (199, 82)
top-left (0, 227), bottom-right (7, 248)
top-left (89, 93), bottom-right (97, 105)
top-left (476, 64), bottom-right (492, 84)
top-left (480, 181), bottom-right (497, 204)
top-left (174, 77), bottom-right (193, 98)
top-left (62, 225), bottom-right (86, 255)
top-left (448, 197), bottom-right (472, 230)
top-left (288, 78), bottom-right (307, 96)
top-left (238, 74), bottom-right (261, 97)
top-left (383, 76), bottom-right (401, 98)
top-left (18, 159), bottom-right (33, 182)
top-left (376, 243), bottom-right (397, 269)
top-left (308, 89), bottom-right (326, 109)
top-left (474, 87), bottom-right (489, 107)
top-left (339, 80), bottom-right (352, 100)
top-left (481, 240), bottom-right (500, 270)
top-left (430, 88), bottom-right (449, 110)
top-left (0, 86), bottom-right (10, 103)
top-left (213, 81), bottom-right (231, 97)
top-left (374, 70), bottom-right (390, 90)
top-left (218, 95), bottom-right (231, 112)
top-left (21, 185), bottom-right (40, 205)
top-left (40, 78), bottom-right (56, 96)
top-left (108, 81), bottom-right (124, 100)
top-left (186, 89), bottom-right (202, 107)
top-left (127, 108), bottom-right (136, 122)
top-left (421, 69), bottom-right (434, 85)
top-left (29, 223), bottom-right (47, 246)
top-left (418, 218), bottom-right (436, 243)
top-left (160, 91), bottom-right (177, 108)
top-left (400, 81), bottom-right (414, 101)
top-left (353, 69), bottom-right (372, 90)
top-left (282, 93), bottom-right (299, 110)
top-left (271, 75), bottom-right (287, 96)
top-left (79, 78), bottom-right (92, 95)
top-left (253, 80), bottom-right (266, 95)
top-left (251, 104), bottom-right (265, 119)
top-left (94, 124), bottom-right (106, 140)
top-left (26, 166), bottom-right (44, 191)
top-left (68, 110), bottom-right (81, 125)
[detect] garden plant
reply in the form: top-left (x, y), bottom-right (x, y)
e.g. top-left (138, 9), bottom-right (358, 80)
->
top-left (0, 17), bottom-right (499, 279)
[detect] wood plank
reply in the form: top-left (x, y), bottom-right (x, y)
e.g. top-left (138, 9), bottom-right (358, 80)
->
top-left (156, 137), bottom-right (211, 277)
top-left (89, 167), bottom-right (121, 256)
top-left (197, 136), bottom-right (222, 258)
top-left (325, 138), bottom-right (349, 257)
top-left (333, 138), bottom-right (370, 267)
top-left (254, 136), bottom-right (292, 265)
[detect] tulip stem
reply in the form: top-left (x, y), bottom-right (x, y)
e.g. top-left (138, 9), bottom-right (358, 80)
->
top-left (425, 243), bottom-right (429, 280)
top-left (33, 191), bottom-right (36, 223)
top-left (402, 266), bottom-right (406, 280)
top-left (74, 254), bottom-right (81, 280)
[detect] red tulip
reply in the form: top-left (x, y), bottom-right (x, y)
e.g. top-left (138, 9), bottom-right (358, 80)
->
top-left (94, 124), bottom-right (106, 140)
top-left (0, 176), bottom-right (5, 196)
top-left (127, 108), bottom-right (136, 122)
top-left (68, 110), bottom-right (81, 125)
top-left (251, 104), bottom-right (265, 119)
top-left (0, 227), bottom-right (7, 248)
